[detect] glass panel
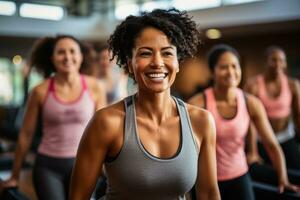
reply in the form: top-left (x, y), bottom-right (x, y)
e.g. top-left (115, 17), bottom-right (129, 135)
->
top-left (0, 58), bottom-right (43, 106)
top-left (0, 58), bottom-right (13, 105)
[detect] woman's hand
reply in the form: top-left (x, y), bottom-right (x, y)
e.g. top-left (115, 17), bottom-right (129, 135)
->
top-left (246, 152), bottom-right (264, 166)
top-left (0, 177), bottom-right (18, 193)
top-left (278, 179), bottom-right (300, 194)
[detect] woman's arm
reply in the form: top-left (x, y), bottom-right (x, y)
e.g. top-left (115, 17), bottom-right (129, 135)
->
top-left (69, 106), bottom-right (120, 200)
top-left (247, 94), bottom-right (300, 192)
top-left (0, 87), bottom-right (41, 190)
top-left (246, 123), bottom-right (263, 165)
top-left (290, 79), bottom-right (300, 137)
top-left (188, 107), bottom-right (220, 200)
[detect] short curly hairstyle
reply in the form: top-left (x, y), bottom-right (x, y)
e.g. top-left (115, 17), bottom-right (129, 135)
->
top-left (108, 8), bottom-right (201, 75)
top-left (29, 35), bottom-right (86, 78)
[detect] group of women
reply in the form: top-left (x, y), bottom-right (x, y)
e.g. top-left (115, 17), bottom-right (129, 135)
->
top-left (0, 8), bottom-right (299, 200)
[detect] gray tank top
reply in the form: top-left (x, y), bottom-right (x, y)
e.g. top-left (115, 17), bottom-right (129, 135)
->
top-left (103, 95), bottom-right (199, 200)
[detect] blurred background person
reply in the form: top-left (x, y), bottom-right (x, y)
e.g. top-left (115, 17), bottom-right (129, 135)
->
top-left (0, 35), bottom-right (106, 200)
top-left (93, 44), bottom-right (129, 104)
top-left (188, 44), bottom-right (300, 200)
top-left (244, 46), bottom-right (300, 170)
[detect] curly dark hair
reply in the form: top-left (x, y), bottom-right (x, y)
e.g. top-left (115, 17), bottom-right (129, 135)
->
top-left (108, 8), bottom-right (201, 75)
top-left (29, 35), bottom-right (86, 78)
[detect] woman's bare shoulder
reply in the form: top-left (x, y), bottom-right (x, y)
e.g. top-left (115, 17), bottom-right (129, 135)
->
top-left (179, 103), bottom-right (216, 151)
top-left (29, 79), bottom-right (50, 103)
top-left (288, 77), bottom-right (300, 93)
top-left (186, 103), bottom-right (213, 125)
top-left (91, 101), bottom-right (126, 136)
top-left (185, 103), bottom-right (215, 142)
top-left (95, 100), bottom-right (125, 123)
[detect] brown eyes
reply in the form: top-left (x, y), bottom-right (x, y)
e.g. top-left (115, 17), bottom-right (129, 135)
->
top-left (139, 51), bottom-right (174, 57)
top-left (163, 52), bottom-right (174, 56)
top-left (139, 52), bottom-right (151, 57)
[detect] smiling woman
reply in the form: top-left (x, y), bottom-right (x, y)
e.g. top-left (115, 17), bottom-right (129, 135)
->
top-left (188, 44), bottom-right (300, 200)
top-left (128, 27), bottom-right (179, 93)
top-left (69, 8), bottom-right (221, 200)
top-left (0, 35), bottom-right (107, 200)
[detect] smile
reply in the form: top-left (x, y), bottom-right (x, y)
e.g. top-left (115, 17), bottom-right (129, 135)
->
top-left (146, 72), bottom-right (168, 79)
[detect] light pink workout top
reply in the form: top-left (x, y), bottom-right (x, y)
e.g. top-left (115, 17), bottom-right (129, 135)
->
top-left (38, 75), bottom-right (95, 158)
top-left (256, 74), bottom-right (292, 119)
top-left (204, 88), bottom-right (250, 181)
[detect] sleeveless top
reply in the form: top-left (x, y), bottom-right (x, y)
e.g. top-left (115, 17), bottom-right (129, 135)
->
top-left (103, 95), bottom-right (199, 200)
top-left (204, 88), bottom-right (250, 181)
top-left (256, 74), bottom-right (292, 119)
top-left (38, 75), bottom-right (95, 158)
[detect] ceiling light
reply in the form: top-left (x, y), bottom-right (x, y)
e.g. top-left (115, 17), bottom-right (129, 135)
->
top-left (20, 3), bottom-right (64, 21)
top-left (0, 1), bottom-right (16, 16)
top-left (206, 29), bottom-right (222, 39)
top-left (12, 55), bottom-right (22, 65)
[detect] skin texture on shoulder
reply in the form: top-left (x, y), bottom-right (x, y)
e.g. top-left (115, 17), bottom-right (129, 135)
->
top-left (30, 79), bottom-right (51, 104)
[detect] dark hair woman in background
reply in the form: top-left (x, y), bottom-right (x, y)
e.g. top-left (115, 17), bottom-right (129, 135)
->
top-left (245, 46), bottom-right (300, 170)
top-left (0, 35), bottom-right (106, 200)
top-left (188, 44), bottom-right (299, 200)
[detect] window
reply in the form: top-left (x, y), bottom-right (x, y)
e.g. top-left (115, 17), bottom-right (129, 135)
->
top-left (0, 58), bottom-right (43, 106)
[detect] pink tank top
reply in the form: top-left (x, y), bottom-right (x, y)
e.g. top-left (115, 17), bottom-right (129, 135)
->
top-left (38, 75), bottom-right (95, 158)
top-left (257, 74), bottom-right (291, 119)
top-left (204, 88), bottom-right (250, 181)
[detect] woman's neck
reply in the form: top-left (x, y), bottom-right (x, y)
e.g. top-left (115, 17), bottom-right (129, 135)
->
top-left (135, 90), bottom-right (176, 125)
top-left (213, 85), bottom-right (236, 102)
top-left (264, 69), bottom-right (283, 82)
top-left (54, 72), bottom-right (81, 86)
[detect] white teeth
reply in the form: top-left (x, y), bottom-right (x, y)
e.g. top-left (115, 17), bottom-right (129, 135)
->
top-left (147, 73), bottom-right (166, 78)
